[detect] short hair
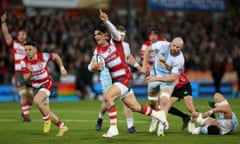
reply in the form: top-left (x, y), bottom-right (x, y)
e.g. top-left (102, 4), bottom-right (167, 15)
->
top-left (95, 23), bottom-right (108, 34)
top-left (147, 27), bottom-right (159, 35)
top-left (207, 125), bottom-right (220, 135)
top-left (18, 28), bottom-right (26, 33)
top-left (94, 23), bottom-right (110, 41)
top-left (24, 41), bottom-right (36, 47)
top-left (117, 25), bottom-right (126, 33)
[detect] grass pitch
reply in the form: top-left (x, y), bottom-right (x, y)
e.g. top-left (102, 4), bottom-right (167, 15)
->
top-left (0, 98), bottom-right (240, 144)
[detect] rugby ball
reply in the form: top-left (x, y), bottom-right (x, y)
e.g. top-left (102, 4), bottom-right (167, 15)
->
top-left (94, 54), bottom-right (105, 69)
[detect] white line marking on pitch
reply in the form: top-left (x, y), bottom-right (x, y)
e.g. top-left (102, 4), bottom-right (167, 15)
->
top-left (0, 119), bottom-right (148, 123)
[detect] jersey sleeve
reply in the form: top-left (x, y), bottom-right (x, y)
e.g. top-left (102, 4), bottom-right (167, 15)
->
top-left (88, 49), bottom-right (97, 71)
top-left (123, 42), bottom-right (131, 57)
top-left (140, 44), bottom-right (147, 58)
top-left (42, 52), bottom-right (53, 61)
top-left (171, 54), bottom-right (185, 75)
top-left (171, 63), bottom-right (184, 75)
top-left (151, 41), bottom-right (170, 51)
top-left (9, 40), bottom-right (14, 48)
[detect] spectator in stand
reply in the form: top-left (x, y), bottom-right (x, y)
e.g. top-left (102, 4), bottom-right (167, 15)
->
top-left (0, 7), bottom-right (240, 102)
top-left (0, 58), bottom-right (10, 84)
top-left (76, 54), bottom-right (95, 100)
top-left (209, 50), bottom-right (227, 93)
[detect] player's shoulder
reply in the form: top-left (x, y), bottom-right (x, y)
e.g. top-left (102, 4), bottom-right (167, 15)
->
top-left (152, 41), bottom-right (170, 49)
top-left (158, 37), bottom-right (167, 41)
top-left (12, 40), bottom-right (24, 47)
top-left (143, 40), bottom-right (151, 46)
top-left (174, 52), bottom-right (185, 63)
top-left (122, 41), bottom-right (129, 46)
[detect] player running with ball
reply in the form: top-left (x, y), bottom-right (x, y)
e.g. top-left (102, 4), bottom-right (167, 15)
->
top-left (88, 9), bottom-right (167, 138)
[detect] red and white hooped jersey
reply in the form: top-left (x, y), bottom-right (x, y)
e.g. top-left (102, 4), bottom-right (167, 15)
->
top-left (140, 37), bottom-right (166, 65)
top-left (21, 52), bottom-right (54, 89)
top-left (94, 39), bottom-right (132, 86)
top-left (174, 71), bottom-right (190, 90)
top-left (10, 41), bottom-right (27, 72)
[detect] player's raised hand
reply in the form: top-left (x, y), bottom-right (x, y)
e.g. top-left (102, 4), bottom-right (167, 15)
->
top-left (99, 9), bottom-right (109, 22)
top-left (1, 12), bottom-right (7, 22)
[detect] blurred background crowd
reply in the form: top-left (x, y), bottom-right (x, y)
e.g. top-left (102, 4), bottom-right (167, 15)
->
top-left (0, 0), bottom-right (240, 99)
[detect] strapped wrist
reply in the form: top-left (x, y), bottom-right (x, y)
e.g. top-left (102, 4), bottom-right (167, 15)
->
top-left (60, 66), bottom-right (65, 71)
top-left (134, 62), bottom-right (140, 68)
top-left (209, 110), bottom-right (213, 114)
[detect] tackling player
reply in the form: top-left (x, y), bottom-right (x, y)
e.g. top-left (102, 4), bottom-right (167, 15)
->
top-left (140, 28), bottom-right (193, 132)
top-left (142, 37), bottom-right (185, 136)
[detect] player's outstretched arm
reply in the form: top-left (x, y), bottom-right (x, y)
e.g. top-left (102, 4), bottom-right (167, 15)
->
top-left (52, 53), bottom-right (67, 77)
top-left (202, 104), bottom-right (231, 119)
top-left (128, 54), bottom-right (142, 72)
top-left (99, 9), bottom-right (121, 41)
top-left (1, 12), bottom-right (13, 45)
top-left (142, 46), bottom-right (151, 74)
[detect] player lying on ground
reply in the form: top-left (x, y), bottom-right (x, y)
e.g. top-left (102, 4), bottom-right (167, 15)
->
top-left (188, 92), bottom-right (238, 135)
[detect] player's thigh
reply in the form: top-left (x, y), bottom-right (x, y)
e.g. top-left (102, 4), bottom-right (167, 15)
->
top-left (214, 93), bottom-right (225, 103)
top-left (148, 81), bottom-right (161, 95)
top-left (33, 89), bottom-right (49, 104)
top-left (104, 84), bottom-right (121, 100)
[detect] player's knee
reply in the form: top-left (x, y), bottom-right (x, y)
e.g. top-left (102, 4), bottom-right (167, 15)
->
top-left (214, 92), bottom-right (225, 103)
top-left (160, 92), bottom-right (170, 100)
top-left (18, 89), bottom-right (26, 96)
top-left (104, 96), bottom-right (111, 105)
top-left (33, 98), bottom-right (40, 106)
top-left (148, 96), bottom-right (158, 101)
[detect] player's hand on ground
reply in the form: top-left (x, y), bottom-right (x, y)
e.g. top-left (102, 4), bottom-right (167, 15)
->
top-left (99, 9), bottom-right (109, 22)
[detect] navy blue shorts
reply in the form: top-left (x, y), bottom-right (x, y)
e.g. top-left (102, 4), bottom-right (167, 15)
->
top-left (172, 83), bottom-right (192, 100)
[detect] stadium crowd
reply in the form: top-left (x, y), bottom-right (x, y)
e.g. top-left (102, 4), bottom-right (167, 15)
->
top-left (0, 8), bottom-right (239, 98)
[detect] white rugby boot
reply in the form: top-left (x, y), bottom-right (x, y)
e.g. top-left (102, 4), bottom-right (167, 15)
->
top-left (157, 122), bottom-right (165, 136)
top-left (102, 126), bottom-right (119, 138)
top-left (149, 117), bottom-right (159, 133)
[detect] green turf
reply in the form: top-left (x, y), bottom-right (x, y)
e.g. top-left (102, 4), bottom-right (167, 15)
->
top-left (0, 99), bottom-right (240, 144)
